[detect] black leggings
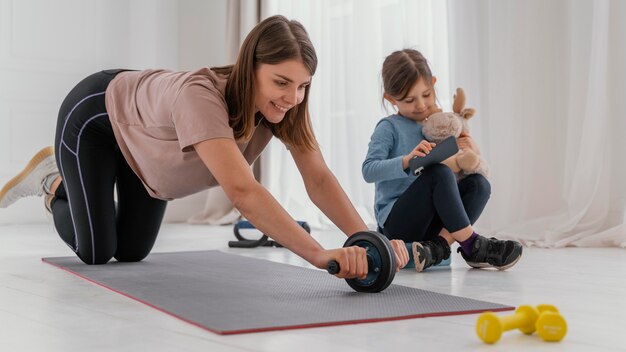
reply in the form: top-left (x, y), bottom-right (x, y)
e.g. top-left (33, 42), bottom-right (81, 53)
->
top-left (51, 70), bottom-right (167, 265)
top-left (382, 164), bottom-right (491, 243)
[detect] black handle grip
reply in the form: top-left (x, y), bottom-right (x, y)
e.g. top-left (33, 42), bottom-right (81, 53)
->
top-left (327, 260), bottom-right (340, 275)
top-left (228, 240), bottom-right (265, 248)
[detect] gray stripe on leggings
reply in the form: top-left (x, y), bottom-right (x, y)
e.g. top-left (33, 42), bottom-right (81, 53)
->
top-left (57, 91), bottom-right (106, 255)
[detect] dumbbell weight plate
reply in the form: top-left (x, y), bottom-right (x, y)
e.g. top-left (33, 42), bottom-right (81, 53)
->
top-left (330, 231), bottom-right (396, 293)
top-left (536, 311), bottom-right (567, 342)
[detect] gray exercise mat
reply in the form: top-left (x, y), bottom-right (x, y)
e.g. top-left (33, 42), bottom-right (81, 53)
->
top-left (43, 250), bottom-right (513, 335)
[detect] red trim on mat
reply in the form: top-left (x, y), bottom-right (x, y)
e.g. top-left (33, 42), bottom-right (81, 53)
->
top-left (42, 258), bottom-right (514, 335)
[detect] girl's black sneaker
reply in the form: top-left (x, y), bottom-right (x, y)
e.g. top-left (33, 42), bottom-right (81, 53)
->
top-left (412, 237), bottom-right (451, 272)
top-left (458, 235), bottom-right (522, 270)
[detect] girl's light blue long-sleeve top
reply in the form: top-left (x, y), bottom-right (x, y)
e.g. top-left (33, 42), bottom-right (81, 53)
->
top-left (362, 114), bottom-right (426, 227)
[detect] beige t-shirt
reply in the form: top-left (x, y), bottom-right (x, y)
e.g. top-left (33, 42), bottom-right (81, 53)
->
top-left (105, 68), bottom-right (273, 200)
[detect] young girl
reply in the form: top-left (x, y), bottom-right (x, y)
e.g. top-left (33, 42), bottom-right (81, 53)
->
top-left (362, 49), bottom-right (522, 272)
top-left (0, 15), bottom-right (410, 278)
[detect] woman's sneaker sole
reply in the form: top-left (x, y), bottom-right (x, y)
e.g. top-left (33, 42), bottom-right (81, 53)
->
top-left (0, 146), bottom-right (56, 208)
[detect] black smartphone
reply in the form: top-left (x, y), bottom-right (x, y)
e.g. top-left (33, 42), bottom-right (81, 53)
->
top-left (409, 136), bottom-right (459, 176)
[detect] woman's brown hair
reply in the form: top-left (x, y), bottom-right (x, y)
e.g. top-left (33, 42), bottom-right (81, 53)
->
top-left (381, 49), bottom-right (433, 105)
top-left (213, 15), bottom-right (318, 151)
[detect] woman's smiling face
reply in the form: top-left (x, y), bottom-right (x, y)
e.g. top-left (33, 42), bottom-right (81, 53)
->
top-left (254, 59), bottom-right (312, 123)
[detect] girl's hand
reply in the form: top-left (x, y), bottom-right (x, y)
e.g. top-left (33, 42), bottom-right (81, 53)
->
top-left (389, 239), bottom-right (409, 271)
top-left (458, 136), bottom-right (480, 154)
top-left (402, 140), bottom-right (436, 169)
top-left (411, 140), bottom-right (436, 157)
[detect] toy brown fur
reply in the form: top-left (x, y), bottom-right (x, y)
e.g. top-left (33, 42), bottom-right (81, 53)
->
top-left (421, 88), bottom-right (489, 180)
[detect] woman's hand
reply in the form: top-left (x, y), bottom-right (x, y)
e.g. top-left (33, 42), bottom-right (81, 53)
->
top-left (458, 135), bottom-right (481, 154)
top-left (390, 239), bottom-right (409, 271)
top-left (316, 247), bottom-right (369, 280)
top-left (402, 140), bottom-right (436, 169)
top-left (314, 239), bottom-right (409, 279)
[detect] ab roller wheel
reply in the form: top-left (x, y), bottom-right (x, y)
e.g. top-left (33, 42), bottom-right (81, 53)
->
top-left (326, 231), bottom-right (396, 293)
top-left (229, 223), bottom-right (395, 293)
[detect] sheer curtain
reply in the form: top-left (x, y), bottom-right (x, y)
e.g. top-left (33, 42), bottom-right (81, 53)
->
top-left (261, 0), bottom-right (450, 228)
top-left (448, 0), bottom-right (626, 247)
top-left (188, 0), bottom-right (260, 225)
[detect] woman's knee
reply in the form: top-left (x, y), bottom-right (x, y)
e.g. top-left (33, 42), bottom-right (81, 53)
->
top-left (114, 248), bottom-right (151, 263)
top-left (114, 254), bottom-right (148, 263)
top-left (76, 248), bottom-right (149, 264)
top-left (77, 251), bottom-right (114, 265)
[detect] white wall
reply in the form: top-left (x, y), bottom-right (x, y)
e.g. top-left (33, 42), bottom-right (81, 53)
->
top-left (179, 0), bottom-right (228, 70)
top-left (165, 0), bottom-right (229, 222)
top-left (0, 0), bottom-right (228, 224)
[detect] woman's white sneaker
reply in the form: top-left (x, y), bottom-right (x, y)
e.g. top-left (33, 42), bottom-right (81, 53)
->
top-left (0, 146), bottom-right (58, 208)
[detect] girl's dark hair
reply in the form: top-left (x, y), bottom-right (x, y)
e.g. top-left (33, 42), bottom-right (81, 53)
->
top-left (212, 15), bottom-right (318, 151)
top-left (381, 49), bottom-right (433, 102)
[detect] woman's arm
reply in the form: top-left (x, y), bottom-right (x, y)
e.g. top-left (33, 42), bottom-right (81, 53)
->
top-left (290, 145), bottom-right (409, 270)
top-left (194, 138), bottom-right (368, 277)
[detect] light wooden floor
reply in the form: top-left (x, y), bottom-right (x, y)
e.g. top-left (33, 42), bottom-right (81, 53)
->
top-left (1, 223), bottom-right (625, 352)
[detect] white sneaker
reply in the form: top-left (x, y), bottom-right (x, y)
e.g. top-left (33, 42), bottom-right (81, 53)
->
top-left (0, 146), bottom-right (57, 208)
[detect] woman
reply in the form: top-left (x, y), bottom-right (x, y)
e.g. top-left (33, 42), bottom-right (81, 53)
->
top-left (0, 16), bottom-right (408, 279)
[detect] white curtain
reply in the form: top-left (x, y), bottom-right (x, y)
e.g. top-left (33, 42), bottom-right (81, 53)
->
top-left (259, 0), bottom-right (626, 247)
top-left (447, 0), bottom-right (626, 247)
top-left (262, 0), bottom-right (450, 228)
top-left (188, 0), bottom-right (260, 225)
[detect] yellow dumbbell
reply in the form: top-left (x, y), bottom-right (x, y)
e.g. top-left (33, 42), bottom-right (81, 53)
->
top-left (476, 305), bottom-right (567, 344)
top-left (476, 305), bottom-right (540, 344)
top-left (535, 304), bottom-right (567, 342)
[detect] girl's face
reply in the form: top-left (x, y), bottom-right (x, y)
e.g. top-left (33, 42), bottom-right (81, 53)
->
top-left (385, 77), bottom-right (437, 122)
top-left (254, 59), bottom-right (311, 124)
